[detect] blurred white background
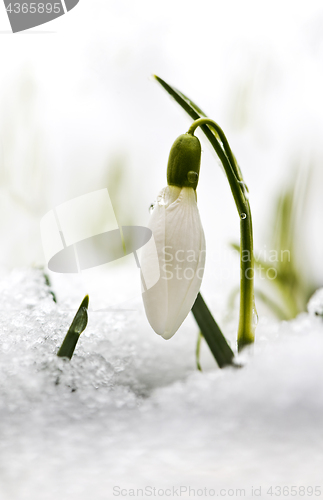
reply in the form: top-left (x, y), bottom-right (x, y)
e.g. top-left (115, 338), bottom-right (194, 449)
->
top-left (1, 0), bottom-right (323, 302)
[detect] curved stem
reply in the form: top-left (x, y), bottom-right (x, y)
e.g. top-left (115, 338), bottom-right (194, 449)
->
top-left (189, 118), bottom-right (245, 214)
top-left (188, 118), bottom-right (255, 350)
top-left (188, 118), bottom-right (243, 186)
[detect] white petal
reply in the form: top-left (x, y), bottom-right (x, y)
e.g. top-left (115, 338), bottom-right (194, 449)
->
top-left (163, 187), bottom-right (205, 338)
top-left (141, 190), bottom-right (168, 334)
top-left (141, 186), bottom-right (205, 339)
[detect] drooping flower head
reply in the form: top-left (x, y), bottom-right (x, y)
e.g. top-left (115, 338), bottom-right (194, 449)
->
top-left (141, 133), bottom-right (205, 339)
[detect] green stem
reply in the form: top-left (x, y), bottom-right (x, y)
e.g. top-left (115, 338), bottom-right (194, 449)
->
top-left (188, 118), bottom-right (255, 351)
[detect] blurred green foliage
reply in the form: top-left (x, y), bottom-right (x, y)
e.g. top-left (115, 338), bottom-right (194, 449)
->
top-left (232, 162), bottom-right (317, 320)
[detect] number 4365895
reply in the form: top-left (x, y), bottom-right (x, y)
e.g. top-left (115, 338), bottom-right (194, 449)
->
top-left (6, 3), bottom-right (62, 14)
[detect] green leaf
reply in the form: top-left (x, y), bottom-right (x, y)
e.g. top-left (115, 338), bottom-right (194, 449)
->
top-left (195, 331), bottom-right (203, 371)
top-left (154, 75), bottom-right (244, 187)
top-left (57, 295), bottom-right (89, 360)
top-left (192, 293), bottom-right (234, 368)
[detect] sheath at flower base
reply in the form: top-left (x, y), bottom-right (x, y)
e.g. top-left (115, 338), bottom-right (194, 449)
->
top-left (140, 185), bottom-right (206, 340)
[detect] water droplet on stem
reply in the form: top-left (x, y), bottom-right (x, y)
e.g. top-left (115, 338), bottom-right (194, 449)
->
top-left (252, 305), bottom-right (258, 327)
top-left (187, 171), bottom-right (198, 183)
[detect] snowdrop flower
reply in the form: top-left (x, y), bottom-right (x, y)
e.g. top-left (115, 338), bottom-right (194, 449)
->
top-left (141, 133), bottom-right (205, 339)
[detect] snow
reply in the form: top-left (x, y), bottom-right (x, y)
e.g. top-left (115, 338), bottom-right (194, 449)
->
top-left (0, 268), bottom-right (322, 500)
top-left (308, 288), bottom-right (323, 317)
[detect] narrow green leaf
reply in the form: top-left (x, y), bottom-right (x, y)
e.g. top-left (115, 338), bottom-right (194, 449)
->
top-left (192, 293), bottom-right (234, 368)
top-left (195, 331), bottom-right (203, 371)
top-left (57, 295), bottom-right (89, 360)
top-left (42, 271), bottom-right (57, 303)
top-left (154, 75), bottom-right (244, 187)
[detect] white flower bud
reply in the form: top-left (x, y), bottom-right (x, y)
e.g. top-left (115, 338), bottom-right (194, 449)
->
top-left (141, 185), bottom-right (206, 339)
